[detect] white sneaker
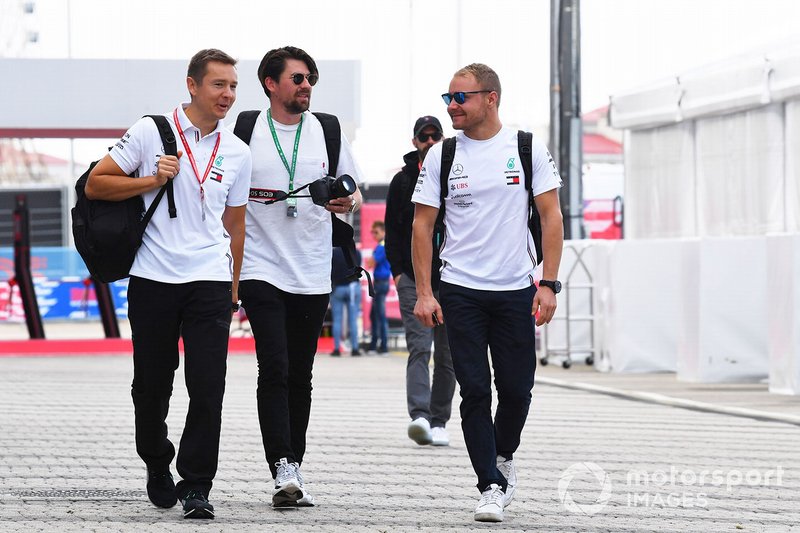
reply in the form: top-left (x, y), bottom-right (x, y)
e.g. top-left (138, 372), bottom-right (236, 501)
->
top-left (496, 455), bottom-right (516, 507)
top-left (407, 417), bottom-right (433, 445)
top-left (474, 484), bottom-right (505, 522)
top-left (431, 427), bottom-right (450, 446)
top-left (272, 458), bottom-right (301, 507)
top-left (294, 465), bottom-right (315, 507)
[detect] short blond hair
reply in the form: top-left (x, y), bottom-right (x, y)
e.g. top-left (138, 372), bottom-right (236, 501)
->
top-left (454, 63), bottom-right (502, 107)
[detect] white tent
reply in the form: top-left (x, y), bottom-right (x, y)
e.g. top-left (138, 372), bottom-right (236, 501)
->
top-left (586, 43), bottom-right (800, 393)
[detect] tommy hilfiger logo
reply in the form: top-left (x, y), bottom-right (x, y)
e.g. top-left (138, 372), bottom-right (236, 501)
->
top-left (506, 176), bottom-right (520, 185)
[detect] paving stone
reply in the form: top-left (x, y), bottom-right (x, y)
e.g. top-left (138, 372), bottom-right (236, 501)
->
top-left (0, 353), bottom-right (797, 532)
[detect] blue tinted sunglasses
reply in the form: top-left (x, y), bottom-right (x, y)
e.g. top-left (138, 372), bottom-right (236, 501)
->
top-left (441, 90), bottom-right (492, 105)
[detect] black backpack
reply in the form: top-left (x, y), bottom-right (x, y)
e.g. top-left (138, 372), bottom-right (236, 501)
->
top-left (437, 131), bottom-right (544, 265)
top-left (233, 110), bottom-right (373, 295)
top-left (71, 115), bottom-right (177, 283)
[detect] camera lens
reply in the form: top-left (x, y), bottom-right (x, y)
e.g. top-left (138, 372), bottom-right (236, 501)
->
top-left (329, 174), bottom-right (357, 199)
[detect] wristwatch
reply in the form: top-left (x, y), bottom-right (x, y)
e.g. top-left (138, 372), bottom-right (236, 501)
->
top-left (231, 300), bottom-right (242, 312)
top-left (539, 280), bottom-right (562, 294)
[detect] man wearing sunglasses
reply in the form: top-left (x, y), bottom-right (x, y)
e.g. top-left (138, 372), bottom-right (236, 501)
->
top-left (411, 64), bottom-right (564, 522)
top-left (384, 116), bottom-right (455, 448)
top-left (236, 45), bottom-right (364, 509)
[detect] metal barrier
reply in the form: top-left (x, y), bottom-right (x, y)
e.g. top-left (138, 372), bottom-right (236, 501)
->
top-left (540, 242), bottom-right (597, 368)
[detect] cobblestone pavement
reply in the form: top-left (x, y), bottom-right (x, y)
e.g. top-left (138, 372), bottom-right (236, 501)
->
top-left (0, 353), bottom-right (798, 532)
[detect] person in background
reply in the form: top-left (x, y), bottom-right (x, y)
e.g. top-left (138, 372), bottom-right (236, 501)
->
top-left (330, 246), bottom-right (362, 356)
top-left (367, 220), bottom-right (390, 354)
top-left (384, 115), bottom-right (455, 447)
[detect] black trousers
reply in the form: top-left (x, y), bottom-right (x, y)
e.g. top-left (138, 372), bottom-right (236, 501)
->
top-left (239, 279), bottom-right (329, 478)
top-left (127, 276), bottom-right (232, 499)
top-left (439, 281), bottom-right (537, 493)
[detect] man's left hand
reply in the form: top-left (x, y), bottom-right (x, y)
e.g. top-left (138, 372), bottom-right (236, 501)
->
top-left (533, 286), bottom-right (557, 326)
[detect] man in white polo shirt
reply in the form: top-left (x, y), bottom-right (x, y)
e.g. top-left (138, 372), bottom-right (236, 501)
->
top-left (411, 63), bottom-right (564, 523)
top-left (86, 48), bottom-right (252, 520)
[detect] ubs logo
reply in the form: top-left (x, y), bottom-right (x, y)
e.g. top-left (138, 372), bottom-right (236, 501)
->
top-left (452, 163), bottom-right (464, 175)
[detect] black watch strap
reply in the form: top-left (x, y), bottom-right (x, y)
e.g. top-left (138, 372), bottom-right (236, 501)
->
top-left (539, 280), bottom-right (562, 294)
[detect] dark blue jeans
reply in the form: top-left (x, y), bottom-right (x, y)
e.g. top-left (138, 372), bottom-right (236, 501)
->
top-left (369, 278), bottom-right (390, 351)
top-left (439, 281), bottom-right (537, 493)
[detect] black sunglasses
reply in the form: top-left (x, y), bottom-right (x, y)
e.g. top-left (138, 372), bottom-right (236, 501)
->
top-left (441, 90), bottom-right (492, 105)
top-left (416, 131), bottom-right (443, 143)
top-left (290, 72), bottom-right (319, 86)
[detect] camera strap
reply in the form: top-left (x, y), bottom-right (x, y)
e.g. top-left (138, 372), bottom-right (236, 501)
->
top-left (267, 109), bottom-right (304, 216)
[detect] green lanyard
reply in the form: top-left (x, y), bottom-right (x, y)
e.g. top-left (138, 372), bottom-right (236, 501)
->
top-left (267, 109), bottom-right (304, 216)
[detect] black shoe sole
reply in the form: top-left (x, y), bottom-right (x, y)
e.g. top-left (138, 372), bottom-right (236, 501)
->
top-left (272, 488), bottom-right (302, 508)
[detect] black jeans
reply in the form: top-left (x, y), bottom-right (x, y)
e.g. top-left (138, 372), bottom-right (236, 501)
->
top-left (239, 279), bottom-right (329, 478)
top-left (127, 276), bottom-right (232, 499)
top-left (439, 281), bottom-right (537, 493)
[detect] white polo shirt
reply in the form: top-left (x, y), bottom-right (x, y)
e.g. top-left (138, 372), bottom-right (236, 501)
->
top-left (238, 110), bottom-right (364, 294)
top-left (412, 126), bottom-right (561, 291)
top-left (109, 103), bottom-right (252, 284)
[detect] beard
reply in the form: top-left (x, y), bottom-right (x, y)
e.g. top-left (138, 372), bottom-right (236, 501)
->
top-left (418, 145), bottom-right (432, 160)
top-left (286, 94), bottom-right (311, 115)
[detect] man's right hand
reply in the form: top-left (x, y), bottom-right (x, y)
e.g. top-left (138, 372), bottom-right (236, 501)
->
top-left (414, 293), bottom-right (443, 328)
top-left (155, 151), bottom-right (183, 186)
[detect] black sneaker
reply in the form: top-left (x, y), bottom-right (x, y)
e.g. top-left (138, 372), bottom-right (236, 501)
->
top-left (351, 349), bottom-right (362, 356)
top-left (331, 349), bottom-right (341, 357)
top-left (146, 469), bottom-right (177, 508)
top-left (181, 490), bottom-right (214, 519)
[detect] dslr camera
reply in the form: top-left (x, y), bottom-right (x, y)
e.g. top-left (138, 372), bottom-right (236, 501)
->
top-left (308, 174), bottom-right (357, 206)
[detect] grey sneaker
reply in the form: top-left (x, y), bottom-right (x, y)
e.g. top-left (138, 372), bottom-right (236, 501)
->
top-left (474, 484), bottom-right (505, 522)
top-left (272, 458), bottom-right (301, 507)
top-left (497, 455), bottom-right (516, 507)
top-left (294, 466), bottom-right (316, 507)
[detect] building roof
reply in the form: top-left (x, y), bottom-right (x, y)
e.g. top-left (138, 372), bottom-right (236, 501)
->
top-left (584, 133), bottom-right (622, 155)
top-left (583, 105), bottom-right (609, 123)
top-left (0, 144), bottom-right (70, 165)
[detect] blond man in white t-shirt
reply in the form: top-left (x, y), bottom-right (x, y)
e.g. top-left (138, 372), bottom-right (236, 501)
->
top-left (412, 63), bottom-right (564, 523)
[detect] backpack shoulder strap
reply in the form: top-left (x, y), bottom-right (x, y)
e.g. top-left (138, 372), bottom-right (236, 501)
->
top-left (517, 130), bottom-right (533, 191)
top-left (518, 130), bottom-right (544, 265)
top-left (312, 112), bottom-right (341, 176)
top-left (233, 110), bottom-right (261, 146)
top-left (144, 114), bottom-right (178, 220)
top-left (440, 137), bottom-right (457, 201)
top-left (434, 137), bottom-right (457, 237)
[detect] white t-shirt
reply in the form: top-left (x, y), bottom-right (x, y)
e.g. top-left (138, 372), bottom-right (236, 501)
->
top-left (238, 110), bottom-right (364, 294)
top-left (109, 104), bottom-right (252, 284)
top-left (412, 126), bottom-right (561, 291)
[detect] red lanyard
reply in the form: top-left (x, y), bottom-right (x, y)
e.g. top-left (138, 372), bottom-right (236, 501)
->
top-left (173, 108), bottom-right (221, 219)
